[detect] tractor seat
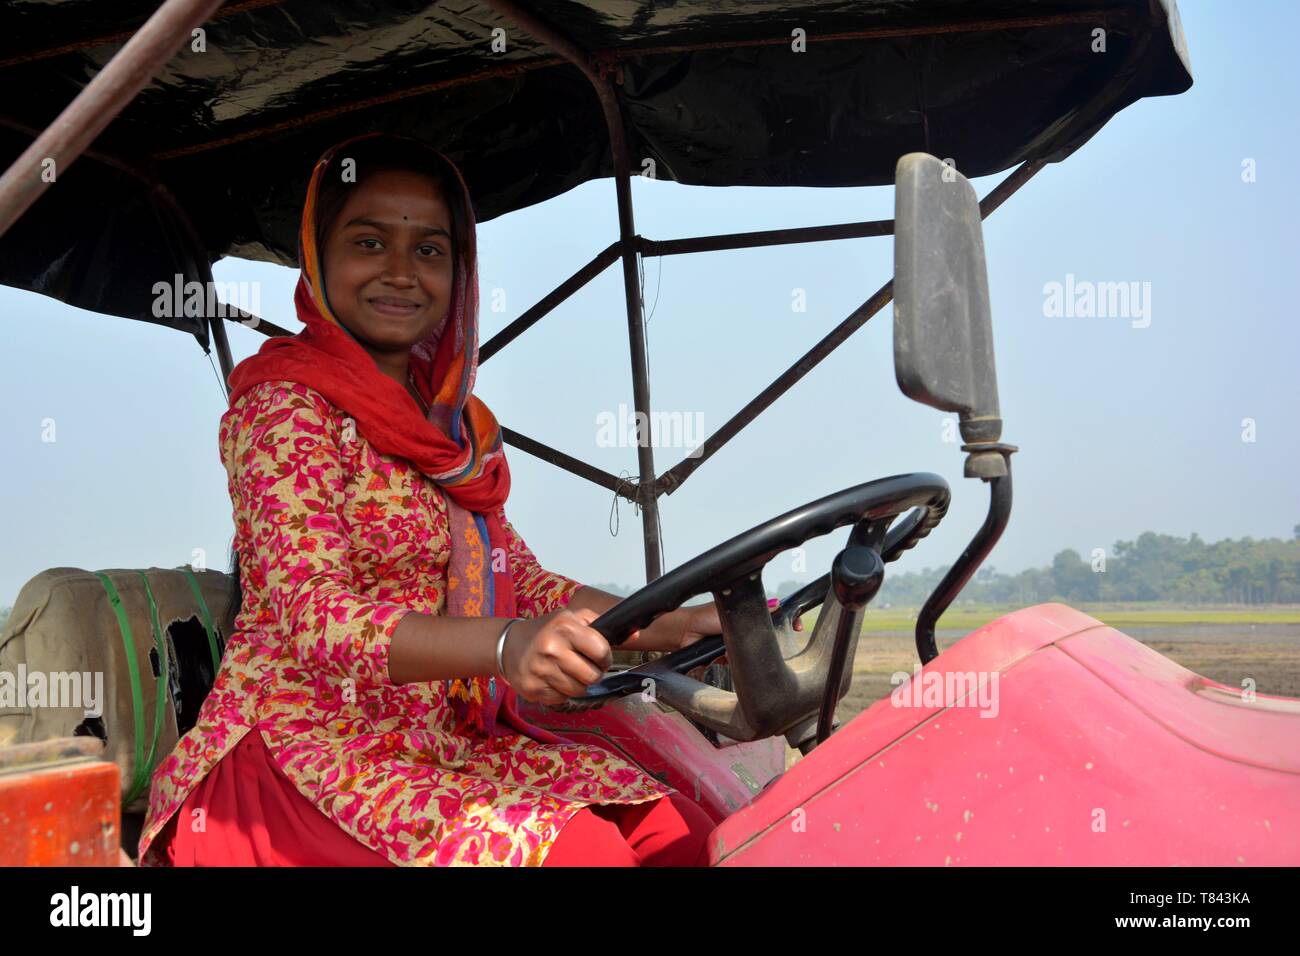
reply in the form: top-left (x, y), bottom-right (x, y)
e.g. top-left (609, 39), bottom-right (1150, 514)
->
top-left (0, 565), bottom-right (234, 856)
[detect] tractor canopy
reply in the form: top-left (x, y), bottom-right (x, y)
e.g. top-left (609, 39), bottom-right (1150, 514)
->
top-left (0, 0), bottom-right (1191, 346)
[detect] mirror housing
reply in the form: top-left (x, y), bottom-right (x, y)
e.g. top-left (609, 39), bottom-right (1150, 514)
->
top-left (894, 153), bottom-right (1005, 476)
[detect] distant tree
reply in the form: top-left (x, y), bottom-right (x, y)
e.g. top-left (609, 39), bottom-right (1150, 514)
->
top-left (772, 527), bottom-right (1300, 607)
top-left (1051, 549), bottom-right (1098, 601)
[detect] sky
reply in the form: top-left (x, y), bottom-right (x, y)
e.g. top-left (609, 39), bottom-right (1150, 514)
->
top-left (2, 0), bottom-right (1297, 608)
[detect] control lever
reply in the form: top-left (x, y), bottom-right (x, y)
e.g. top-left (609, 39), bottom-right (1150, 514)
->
top-left (815, 545), bottom-right (885, 743)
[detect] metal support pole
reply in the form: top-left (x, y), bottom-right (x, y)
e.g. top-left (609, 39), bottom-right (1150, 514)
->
top-left (607, 109), bottom-right (663, 581)
top-left (477, 0), bottom-right (663, 581)
top-left (207, 311), bottom-right (235, 391)
top-left (480, 242), bottom-right (621, 363)
top-left (0, 0), bottom-right (225, 240)
top-left (656, 160), bottom-right (1047, 496)
top-left (501, 427), bottom-right (635, 500)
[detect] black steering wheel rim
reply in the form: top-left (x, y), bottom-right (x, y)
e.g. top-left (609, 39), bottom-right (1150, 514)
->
top-left (564, 472), bottom-right (950, 712)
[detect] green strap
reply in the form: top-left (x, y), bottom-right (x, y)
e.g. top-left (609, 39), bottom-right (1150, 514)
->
top-left (180, 566), bottom-right (222, 672)
top-left (95, 572), bottom-right (147, 805)
top-left (133, 571), bottom-right (170, 807)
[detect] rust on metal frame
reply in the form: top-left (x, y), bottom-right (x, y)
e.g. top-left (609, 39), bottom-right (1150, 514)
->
top-left (151, 55), bottom-right (571, 161)
top-left (643, 219), bottom-right (896, 257)
top-left (0, 0), bottom-right (288, 69)
top-left (0, 0), bottom-right (227, 239)
top-left (0, 114), bottom-right (161, 182)
top-left (571, 9), bottom-right (1123, 62)
top-left (655, 160), bottom-right (1046, 496)
top-left (480, 242), bottom-right (622, 363)
top-left (502, 427), bottom-right (636, 503)
top-left (0, 0), bottom-right (1058, 585)
top-left (479, 220), bottom-right (897, 364)
top-left (0, 113), bottom-right (290, 356)
top-left (147, 7), bottom-right (1126, 161)
top-left (472, 160), bottom-right (1045, 516)
top-left (468, 3), bottom-right (1053, 583)
top-left (478, 0), bottom-right (666, 580)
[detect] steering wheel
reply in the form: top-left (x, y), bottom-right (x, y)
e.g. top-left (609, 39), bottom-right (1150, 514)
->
top-left (558, 473), bottom-right (950, 745)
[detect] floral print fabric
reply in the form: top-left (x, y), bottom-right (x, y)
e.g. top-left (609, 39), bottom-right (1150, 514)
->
top-left (138, 380), bottom-right (673, 866)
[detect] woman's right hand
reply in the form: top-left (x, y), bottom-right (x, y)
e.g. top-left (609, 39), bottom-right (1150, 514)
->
top-left (501, 608), bottom-right (612, 706)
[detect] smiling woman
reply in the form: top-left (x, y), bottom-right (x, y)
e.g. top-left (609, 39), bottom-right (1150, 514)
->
top-left (313, 140), bottom-right (463, 410)
top-left (134, 132), bottom-right (723, 868)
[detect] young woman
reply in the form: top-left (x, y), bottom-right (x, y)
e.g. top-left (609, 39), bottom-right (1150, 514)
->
top-left (137, 132), bottom-right (722, 867)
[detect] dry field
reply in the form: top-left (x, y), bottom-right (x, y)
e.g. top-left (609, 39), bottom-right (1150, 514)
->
top-left (836, 621), bottom-right (1300, 723)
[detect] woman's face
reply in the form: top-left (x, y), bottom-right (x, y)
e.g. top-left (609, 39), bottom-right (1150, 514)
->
top-left (320, 168), bottom-right (455, 356)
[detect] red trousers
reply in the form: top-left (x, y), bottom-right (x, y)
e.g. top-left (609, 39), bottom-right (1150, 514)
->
top-left (156, 729), bottom-right (714, 867)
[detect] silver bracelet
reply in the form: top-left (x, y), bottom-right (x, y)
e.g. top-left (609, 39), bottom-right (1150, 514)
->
top-left (495, 617), bottom-right (523, 686)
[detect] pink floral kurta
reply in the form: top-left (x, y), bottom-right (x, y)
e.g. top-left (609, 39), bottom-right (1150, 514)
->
top-left (138, 380), bottom-right (673, 866)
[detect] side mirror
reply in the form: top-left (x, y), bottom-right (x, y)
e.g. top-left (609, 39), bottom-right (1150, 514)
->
top-left (893, 153), bottom-right (1003, 463)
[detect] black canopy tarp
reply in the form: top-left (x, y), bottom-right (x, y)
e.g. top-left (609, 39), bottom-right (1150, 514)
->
top-left (0, 0), bottom-right (1191, 344)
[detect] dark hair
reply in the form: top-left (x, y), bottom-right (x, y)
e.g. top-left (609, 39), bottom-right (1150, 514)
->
top-left (311, 135), bottom-right (469, 277)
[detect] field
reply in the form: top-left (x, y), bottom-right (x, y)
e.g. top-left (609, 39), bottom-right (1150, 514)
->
top-left (784, 603), bottom-right (1300, 768)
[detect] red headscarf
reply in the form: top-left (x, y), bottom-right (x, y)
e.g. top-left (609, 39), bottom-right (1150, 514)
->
top-left (225, 133), bottom-right (558, 741)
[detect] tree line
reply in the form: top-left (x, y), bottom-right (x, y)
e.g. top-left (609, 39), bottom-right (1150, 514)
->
top-left (3, 529), bottom-right (1297, 631)
top-left (775, 527), bottom-right (1300, 606)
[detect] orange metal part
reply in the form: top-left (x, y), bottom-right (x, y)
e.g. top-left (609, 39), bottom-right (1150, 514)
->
top-left (0, 738), bottom-right (121, 866)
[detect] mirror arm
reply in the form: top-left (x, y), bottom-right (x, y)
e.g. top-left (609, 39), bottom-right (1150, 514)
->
top-left (915, 446), bottom-right (1017, 664)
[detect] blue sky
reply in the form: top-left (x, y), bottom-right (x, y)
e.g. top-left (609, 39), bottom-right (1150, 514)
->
top-left (2, 0), bottom-right (1296, 607)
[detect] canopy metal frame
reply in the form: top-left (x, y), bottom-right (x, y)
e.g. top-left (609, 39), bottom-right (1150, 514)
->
top-left (0, 0), bottom-right (1047, 585)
